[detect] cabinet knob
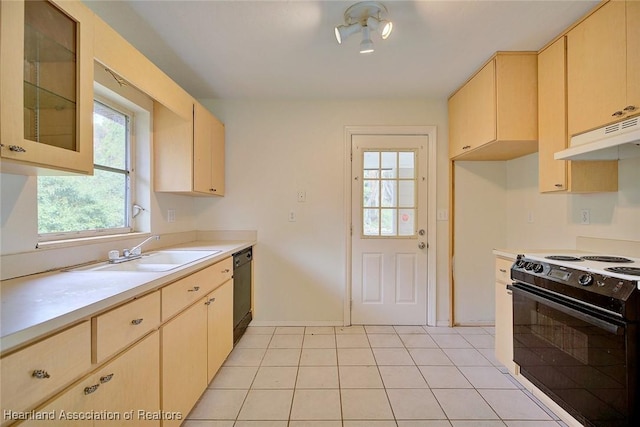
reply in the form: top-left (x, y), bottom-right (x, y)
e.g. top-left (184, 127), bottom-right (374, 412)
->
top-left (100, 373), bottom-right (114, 384)
top-left (8, 145), bottom-right (26, 153)
top-left (462, 145), bottom-right (471, 150)
top-left (84, 384), bottom-right (100, 395)
top-left (131, 318), bottom-right (143, 325)
top-left (623, 105), bottom-right (637, 112)
top-left (188, 286), bottom-right (200, 292)
top-left (612, 110), bottom-right (624, 117)
top-left (32, 370), bottom-right (50, 379)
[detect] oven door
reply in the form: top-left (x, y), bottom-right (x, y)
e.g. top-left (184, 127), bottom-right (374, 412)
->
top-left (508, 282), bottom-right (635, 427)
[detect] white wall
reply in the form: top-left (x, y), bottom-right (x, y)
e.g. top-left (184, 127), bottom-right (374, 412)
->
top-left (196, 98), bottom-right (450, 325)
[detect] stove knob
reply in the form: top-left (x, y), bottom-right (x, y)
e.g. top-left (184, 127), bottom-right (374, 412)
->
top-left (578, 274), bottom-right (594, 286)
top-left (524, 262), bottom-right (534, 271)
top-left (515, 259), bottom-right (526, 268)
top-left (533, 263), bottom-right (544, 273)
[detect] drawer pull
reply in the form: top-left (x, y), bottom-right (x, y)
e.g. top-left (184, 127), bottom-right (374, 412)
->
top-left (612, 110), bottom-right (624, 117)
top-left (8, 145), bottom-right (26, 153)
top-left (462, 145), bottom-right (471, 150)
top-left (623, 105), bottom-right (637, 112)
top-left (32, 370), bottom-right (50, 379)
top-left (188, 286), bottom-right (200, 292)
top-left (205, 297), bottom-right (216, 306)
top-left (84, 384), bottom-right (100, 395)
top-left (222, 269), bottom-right (230, 273)
top-left (554, 184), bottom-right (563, 188)
top-left (100, 373), bottom-right (114, 384)
top-left (131, 318), bottom-right (144, 325)
top-left (499, 269), bottom-right (507, 273)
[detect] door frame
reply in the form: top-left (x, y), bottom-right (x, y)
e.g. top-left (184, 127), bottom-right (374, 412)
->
top-left (343, 125), bottom-right (438, 326)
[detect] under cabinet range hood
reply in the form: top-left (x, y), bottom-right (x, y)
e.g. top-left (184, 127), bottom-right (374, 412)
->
top-left (554, 116), bottom-right (640, 161)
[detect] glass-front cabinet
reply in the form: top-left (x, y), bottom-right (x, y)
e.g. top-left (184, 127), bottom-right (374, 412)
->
top-left (0, 0), bottom-right (94, 175)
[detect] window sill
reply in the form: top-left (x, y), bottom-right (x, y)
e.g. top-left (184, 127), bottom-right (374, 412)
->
top-left (37, 232), bottom-right (149, 251)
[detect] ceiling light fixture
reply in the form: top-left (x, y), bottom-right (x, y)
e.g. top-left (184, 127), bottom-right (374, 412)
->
top-left (334, 1), bottom-right (393, 54)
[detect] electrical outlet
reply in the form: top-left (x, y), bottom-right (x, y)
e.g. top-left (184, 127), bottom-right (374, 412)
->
top-left (580, 209), bottom-right (590, 225)
top-left (288, 210), bottom-right (296, 222)
top-left (167, 209), bottom-right (176, 223)
top-left (297, 191), bottom-right (306, 202)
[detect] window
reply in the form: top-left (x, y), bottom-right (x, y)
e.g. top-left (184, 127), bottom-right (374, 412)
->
top-left (37, 100), bottom-right (133, 239)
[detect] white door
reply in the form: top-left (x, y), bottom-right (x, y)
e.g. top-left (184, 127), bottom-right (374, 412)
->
top-left (351, 134), bottom-right (428, 325)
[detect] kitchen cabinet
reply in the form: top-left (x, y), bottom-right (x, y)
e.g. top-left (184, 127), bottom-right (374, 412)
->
top-left (154, 102), bottom-right (225, 196)
top-left (0, 0), bottom-right (94, 175)
top-left (448, 52), bottom-right (538, 161)
top-left (567, 0), bottom-right (640, 137)
top-left (0, 322), bottom-right (91, 424)
top-left (206, 279), bottom-right (234, 382)
top-left (538, 37), bottom-right (618, 193)
top-left (21, 331), bottom-right (160, 427)
top-left (494, 255), bottom-right (517, 375)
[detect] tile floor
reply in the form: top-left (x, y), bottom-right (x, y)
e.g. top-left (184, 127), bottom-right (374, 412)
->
top-left (183, 325), bottom-right (568, 427)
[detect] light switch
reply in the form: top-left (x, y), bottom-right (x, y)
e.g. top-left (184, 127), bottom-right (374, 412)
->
top-left (297, 191), bottom-right (306, 202)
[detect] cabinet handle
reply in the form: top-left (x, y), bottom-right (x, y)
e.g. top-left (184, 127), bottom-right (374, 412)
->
top-left (554, 184), bottom-right (563, 188)
top-left (462, 145), bottom-right (471, 150)
top-left (507, 291), bottom-right (513, 296)
top-left (100, 373), bottom-right (114, 384)
top-left (205, 297), bottom-right (216, 306)
top-left (131, 318), bottom-right (143, 325)
top-left (624, 105), bottom-right (637, 112)
top-left (499, 269), bottom-right (507, 273)
top-left (612, 110), bottom-right (624, 117)
top-left (222, 268), bottom-right (230, 273)
top-left (8, 145), bottom-right (26, 153)
top-left (32, 370), bottom-right (50, 379)
top-left (188, 286), bottom-right (200, 292)
top-left (84, 384), bottom-right (100, 395)
top-left (209, 188), bottom-right (217, 192)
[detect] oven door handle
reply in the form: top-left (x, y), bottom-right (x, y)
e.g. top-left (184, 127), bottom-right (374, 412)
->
top-left (507, 284), bottom-right (625, 335)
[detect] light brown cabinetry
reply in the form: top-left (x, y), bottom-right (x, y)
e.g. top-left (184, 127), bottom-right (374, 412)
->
top-left (567, 0), bottom-right (640, 137)
top-left (538, 37), bottom-right (618, 193)
top-left (154, 102), bottom-right (225, 196)
top-left (0, 322), bottom-right (91, 424)
top-left (21, 331), bottom-right (160, 427)
top-left (448, 52), bottom-right (538, 160)
top-left (494, 256), bottom-right (517, 375)
top-left (206, 279), bottom-right (234, 382)
top-left (0, 0), bottom-right (94, 175)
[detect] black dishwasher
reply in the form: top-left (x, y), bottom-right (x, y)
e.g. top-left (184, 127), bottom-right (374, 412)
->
top-left (233, 247), bottom-right (252, 344)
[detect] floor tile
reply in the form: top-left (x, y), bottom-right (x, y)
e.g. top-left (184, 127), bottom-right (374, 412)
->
top-left (477, 348), bottom-right (502, 367)
top-left (458, 366), bottom-right (518, 389)
top-left (418, 366), bottom-right (472, 389)
top-left (275, 326), bottom-right (305, 335)
top-left (423, 326), bottom-right (457, 334)
top-left (450, 422), bottom-right (506, 427)
top-left (394, 325), bottom-right (427, 334)
top-left (252, 366), bottom-right (298, 389)
top-left (187, 389), bottom-right (248, 420)
top-left (335, 325), bottom-right (365, 334)
top-left (237, 389), bottom-right (294, 420)
top-left (302, 334), bottom-right (336, 349)
top-left (296, 366), bottom-right (339, 388)
top-left (261, 348), bottom-right (301, 366)
top-left (305, 326), bottom-right (336, 335)
top-left (337, 348), bottom-right (376, 365)
top-left (345, 422), bottom-right (398, 427)
top-left (504, 422), bottom-right (562, 427)
top-left (299, 348), bottom-right (337, 366)
top-left (290, 389), bottom-right (342, 420)
top-left (367, 333), bottom-right (404, 348)
top-left (234, 422), bottom-right (287, 427)
top-left (431, 334), bottom-right (472, 349)
top-left (454, 326), bottom-right (490, 335)
top-left (478, 389), bottom-right (553, 420)
top-left (483, 327), bottom-right (496, 335)
top-left (339, 365), bottom-right (384, 388)
top-left (223, 348), bottom-right (266, 367)
top-left (432, 389), bottom-right (499, 420)
top-left (268, 334), bottom-right (303, 349)
top-left (378, 365), bottom-right (428, 388)
top-left (244, 326), bottom-right (276, 335)
top-left (336, 334), bottom-right (370, 348)
top-left (365, 325), bottom-right (397, 334)
top-left (290, 422), bottom-right (342, 427)
top-left (399, 333), bottom-right (438, 348)
top-left (387, 388), bottom-right (447, 420)
top-left (442, 348), bottom-right (492, 366)
top-left (372, 347), bottom-right (415, 365)
top-left (341, 388), bottom-right (394, 420)
top-left (181, 421), bottom-right (235, 427)
top-left (397, 422), bottom-right (452, 427)
top-left (208, 366), bottom-right (258, 389)
top-left (463, 334), bottom-right (495, 349)
top-left (408, 348), bottom-right (453, 365)
top-left (235, 334), bottom-right (272, 349)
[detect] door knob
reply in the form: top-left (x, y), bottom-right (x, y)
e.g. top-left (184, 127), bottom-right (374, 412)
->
top-left (418, 229), bottom-right (425, 236)
top-left (418, 242), bottom-right (426, 250)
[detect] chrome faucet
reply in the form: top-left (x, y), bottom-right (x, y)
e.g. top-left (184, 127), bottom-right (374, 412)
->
top-left (110, 235), bottom-right (160, 263)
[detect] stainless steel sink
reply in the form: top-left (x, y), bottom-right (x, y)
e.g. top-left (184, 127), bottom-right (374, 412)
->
top-left (66, 250), bottom-right (221, 272)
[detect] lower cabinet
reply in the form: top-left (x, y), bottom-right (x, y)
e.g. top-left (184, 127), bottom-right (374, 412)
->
top-left (494, 256), bottom-right (517, 374)
top-left (207, 279), bottom-right (234, 382)
top-left (21, 331), bottom-right (160, 427)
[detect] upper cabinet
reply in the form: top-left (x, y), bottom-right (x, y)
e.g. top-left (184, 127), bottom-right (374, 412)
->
top-left (567, 0), bottom-right (640, 137)
top-left (538, 37), bottom-right (618, 193)
top-left (448, 52), bottom-right (538, 161)
top-left (0, 0), bottom-right (94, 175)
top-left (154, 101), bottom-right (225, 196)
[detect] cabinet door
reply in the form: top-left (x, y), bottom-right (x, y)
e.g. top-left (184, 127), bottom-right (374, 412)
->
top-left (0, 0), bottom-right (94, 175)
top-left (628, 0), bottom-right (640, 113)
top-left (193, 102), bottom-right (214, 194)
top-left (210, 115), bottom-right (225, 196)
top-left (567, 1), bottom-right (627, 136)
top-left (206, 280), bottom-right (234, 382)
top-left (494, 257), bottom-right (515, 375)
top-left (161, 299), bottom-right (207, 427)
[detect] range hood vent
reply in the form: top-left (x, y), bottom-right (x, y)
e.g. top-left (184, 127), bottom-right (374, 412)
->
top-left (554, 116), bottom-right (640, 161)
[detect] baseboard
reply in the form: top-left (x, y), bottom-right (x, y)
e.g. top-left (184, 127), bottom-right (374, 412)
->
top-left (248, 320), bottom-right (344, 327)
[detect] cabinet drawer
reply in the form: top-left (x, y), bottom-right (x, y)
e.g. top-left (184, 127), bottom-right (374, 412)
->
top-left (495, 257), bottom-right (514, 284)
top-left (92, 291), bottom-right (160, 364)
top-left (0, 322), bottom-right (91, 419)
top-left (162, 257), bottom-right (233, 321)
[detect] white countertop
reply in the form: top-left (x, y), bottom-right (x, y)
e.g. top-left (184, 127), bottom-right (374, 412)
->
top-left (0, 240), bottom-right (253, 354)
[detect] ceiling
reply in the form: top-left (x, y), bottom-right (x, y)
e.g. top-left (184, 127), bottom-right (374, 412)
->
top-left (84, 0), bottom-right (599, 100)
